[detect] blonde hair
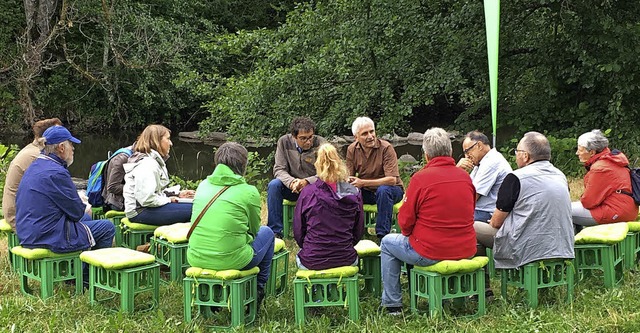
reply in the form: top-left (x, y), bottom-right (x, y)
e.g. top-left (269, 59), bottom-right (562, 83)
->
top-left (314, 143), bottom-right (348, 183)
top-left (134, 124), bottom-right (171, 156)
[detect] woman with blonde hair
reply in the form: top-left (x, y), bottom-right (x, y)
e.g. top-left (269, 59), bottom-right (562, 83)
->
top-left (122, 124), bottom-right (194, 225)
top-left (293, 143), bottom-right (364, 270)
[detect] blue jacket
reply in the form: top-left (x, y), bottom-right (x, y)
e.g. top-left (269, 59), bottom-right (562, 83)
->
top-left (15, 153), bottom-right (94, 253)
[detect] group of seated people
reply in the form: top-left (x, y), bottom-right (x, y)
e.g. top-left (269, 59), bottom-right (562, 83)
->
top-left (2, 115), bottom-right (638, 314)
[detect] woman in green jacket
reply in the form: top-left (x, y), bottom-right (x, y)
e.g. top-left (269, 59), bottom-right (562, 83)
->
top-left (187, 142), bottom-right (274, 306)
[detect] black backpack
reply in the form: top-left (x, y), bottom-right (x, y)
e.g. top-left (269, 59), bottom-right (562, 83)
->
top-left (620, 167), bottom-right (640, 206)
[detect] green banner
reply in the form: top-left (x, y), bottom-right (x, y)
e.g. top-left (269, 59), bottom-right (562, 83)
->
top-left (484, 0), bottom-right (500, 146)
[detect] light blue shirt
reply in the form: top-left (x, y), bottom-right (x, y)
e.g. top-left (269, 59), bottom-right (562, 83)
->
top-left (470, 148), bottom-right (512, 213)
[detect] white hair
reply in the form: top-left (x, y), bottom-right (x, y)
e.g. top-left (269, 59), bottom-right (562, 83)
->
top-left (351, 117), bottom-right (375, 136)
top-left (422, 128), bottom-right (452, 158)
top-left (577, 129), bottom-right (609, 153)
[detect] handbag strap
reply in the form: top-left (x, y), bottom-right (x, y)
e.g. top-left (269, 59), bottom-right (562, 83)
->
top-left (186, 185), bottom-right (230, 240)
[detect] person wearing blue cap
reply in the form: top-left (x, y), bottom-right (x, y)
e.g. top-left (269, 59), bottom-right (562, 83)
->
top-left (15, 125), bottom-right (115, 284)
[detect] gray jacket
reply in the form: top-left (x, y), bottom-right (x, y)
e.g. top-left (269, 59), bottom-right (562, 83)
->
top-left (273, 134), bottom-right (326, 187)
top-left (494, 160), bottom-right (575, 269)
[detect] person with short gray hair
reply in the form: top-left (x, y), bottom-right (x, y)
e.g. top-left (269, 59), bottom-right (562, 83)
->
top-left (346, 116), bottom-right (404, 238)
top-left (457, 130), bottom-right (512, 222)
top-left (571, 130), bottom-right (637, 227)
top-left (188, 142), bottom-right (274, 310)
top-left (474, 132), bottom-right (574, 275)
top-left (380, 127), bottom-right (476, 314)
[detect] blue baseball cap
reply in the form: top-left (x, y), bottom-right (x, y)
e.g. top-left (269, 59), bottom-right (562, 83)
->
top-left (42, 125), bottom-right (81, 145)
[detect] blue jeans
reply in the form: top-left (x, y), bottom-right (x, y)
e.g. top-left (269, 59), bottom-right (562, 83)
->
top-left (361, 186), bottom-right (404, 236)
top-left (474, 210), bottom-right (492, 223)
top-left (266, 178), bottom-right (300, 235)
top-left (130, 203), bottom-right (193, 226)
top-left (242, 226), bottom-right (275, 290)
top-left (80, 214), bottom-right (116, 282)
top-left (380, 234), bottom-right (438, 308)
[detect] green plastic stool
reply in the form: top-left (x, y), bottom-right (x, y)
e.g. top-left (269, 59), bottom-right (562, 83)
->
top-left (1, 219), bottom-right (19, 272)
top-left (624, 231), bottom-right (640, 270)
top-left (11, 246), bottom-right (83, 299)
top-left (500, 259), bottom-right (574, 308)
top-left (410, 262), bottom-right (486, 318)
top-left (266, 239), bottom-right (289, 296)
top-left (120, 217), bottom-right (158, 250)
top-left (183, 267), bottom-right (259, 330)
top-left (151, 237), bottom-right (189, 282)
top-left (355, 240), bottom-right (382, 297)
top-left (293, 267), bottom-right (360, 326)
top-left (91, 206), bottom-right (106, 220)
top-left (105, 210), bottom-right (126, 247)
top-left (575, 241), bottom-right (624, 288)
top-left (486, 248), bottom-right (499, 279)
top-left (282, 199), bottom-right (296, 239)
top-left (80, 247), bottom-right (160, 313)
top-left (362, 202), bottom-right (402, 234)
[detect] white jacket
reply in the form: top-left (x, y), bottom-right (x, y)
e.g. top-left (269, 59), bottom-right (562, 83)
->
top-left (123, 149), bottom-right (171, 218)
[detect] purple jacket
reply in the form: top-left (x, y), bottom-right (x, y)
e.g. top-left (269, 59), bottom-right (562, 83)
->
top-left (293, 180), bottom-right (364, 270)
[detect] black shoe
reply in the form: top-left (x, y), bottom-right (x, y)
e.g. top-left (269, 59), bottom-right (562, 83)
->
top-left (257, 288), bottom-right (266, 309)
top-left (386, 306), bottom-right (403, 315)
top-left (274, 233), bottom-right (283, 239)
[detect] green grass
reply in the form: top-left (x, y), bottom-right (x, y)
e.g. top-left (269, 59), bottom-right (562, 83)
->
top-left (2, 178), bottom-right (640, 332)
top-left (2, 235), bottom-right (640, 333)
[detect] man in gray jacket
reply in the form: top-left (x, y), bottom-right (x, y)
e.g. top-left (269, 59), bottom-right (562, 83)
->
top-left (475, 132), bottom-right (574, 270)
top-left (267, 117), bottom-right (325, 238)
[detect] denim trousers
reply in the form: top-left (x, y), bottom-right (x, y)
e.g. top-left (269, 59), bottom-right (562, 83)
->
top-left (474, 209), bottom-right (492, 223)
top-left (266, 178), bottom-right (300, 235)
top-left (130, 202), bottom-right (193, 226)
top-left (241, 226), bottom-right (275, 290)
top-left (80, 214), bottom-right (116, 282)
top-left (380, 234), bottom-right (438, 308)
top-left (361, 185), bottom-right (404, 236)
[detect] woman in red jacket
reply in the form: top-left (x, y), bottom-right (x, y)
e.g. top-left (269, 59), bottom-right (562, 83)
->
top-left (572, 130), bottom-right (638, 228)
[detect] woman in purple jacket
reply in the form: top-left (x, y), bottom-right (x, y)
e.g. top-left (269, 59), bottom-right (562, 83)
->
top-left (293, 143), bottom-right (364, 270)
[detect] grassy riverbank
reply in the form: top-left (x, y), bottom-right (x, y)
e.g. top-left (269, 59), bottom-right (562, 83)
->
top-left (2, 179), bottom-right (640, 332)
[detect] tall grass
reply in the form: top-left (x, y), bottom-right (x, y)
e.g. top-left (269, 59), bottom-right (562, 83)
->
top-left (3, 178), bottom-right (640, 332)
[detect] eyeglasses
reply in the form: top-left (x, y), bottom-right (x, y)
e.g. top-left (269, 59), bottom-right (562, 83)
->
top-left (514, 149), bottom-right (527, 155)
top-left (297, 135), bottom-right (314, 142)
top-left (463, 141), bottom-right (479, 155)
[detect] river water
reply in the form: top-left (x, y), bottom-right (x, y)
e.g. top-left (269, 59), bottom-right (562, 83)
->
top-left (1, 132), bottom-right (453, 181)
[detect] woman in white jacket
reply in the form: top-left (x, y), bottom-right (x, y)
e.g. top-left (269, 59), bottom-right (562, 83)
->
top-left (123, 124), bottom-right (193, 225)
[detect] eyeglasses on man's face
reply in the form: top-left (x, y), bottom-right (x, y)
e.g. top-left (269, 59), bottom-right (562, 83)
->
top-left (514, 149), bottom-right (527, 155)
top-left (297, 135), bottom-right (314, 142)
top-left (463, 141), bottom-right (479, 155)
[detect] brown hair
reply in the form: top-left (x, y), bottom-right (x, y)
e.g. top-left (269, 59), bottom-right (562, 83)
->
top-left (314, 143), bottom-right (348, 183)
top-left (33, 118), bottom-right (62, 138)
top-left (134, 124), bottom-right (171, 156)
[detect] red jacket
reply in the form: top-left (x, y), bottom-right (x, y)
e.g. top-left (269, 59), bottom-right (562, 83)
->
top-left (398, 156), bottom-right (476, 260)
top-left (581, 148), bottom-right (638, 224)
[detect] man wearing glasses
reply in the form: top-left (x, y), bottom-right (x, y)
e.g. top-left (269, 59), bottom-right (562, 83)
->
top-left (267, 117), bottom-right (326, 238)
top-left (457, 131), bottom-right (512, 222)
top-left (346, 116), bottom-right (404, 239)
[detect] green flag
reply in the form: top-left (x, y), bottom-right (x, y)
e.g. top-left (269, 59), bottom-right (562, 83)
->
top-left (484, 0), bottom-right (500, 147)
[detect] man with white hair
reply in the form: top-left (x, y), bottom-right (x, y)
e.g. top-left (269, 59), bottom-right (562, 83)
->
top-left (16, 125), bottom-right (115, 284)
top-left (346, 117), bottom-right (404, 238)
top-left (380, 127), bottom-right (476, 314)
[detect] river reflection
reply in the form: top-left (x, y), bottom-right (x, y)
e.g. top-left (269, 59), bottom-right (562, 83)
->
top-left (1, 133), bottom-right (461, 181)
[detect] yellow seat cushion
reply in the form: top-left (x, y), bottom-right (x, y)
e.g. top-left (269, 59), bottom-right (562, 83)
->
top-left (11, 246), bottom-right (81, 260)
top-left (185, 266), bottom-right (260, 280)
top-left (363, 201), bottom-right (403, 214)
top-left (121, 217), bottom-right (160, 231)
top-left (355, 240), bottom-right (381, 256)
top-left (105, 210), bottom-right (126, 218)
top-left (0, 219), bottom-right (11, 232)
top-left (80, 247), bottom-right (156, 269)
top-left (274, 238), bottom-right (286, 253)
top-left (575, 223), bottom-right (629, 244)
top-left (296, 266), bottom-right (359, 279)
top-left (153, 222), bottom-right (190, 243)
top-left (627, 221), bottom-right (640, 232)
top-left (283, 199), bottom-right (297, 206)
top-left (414, 256), bottom-right (489, 274)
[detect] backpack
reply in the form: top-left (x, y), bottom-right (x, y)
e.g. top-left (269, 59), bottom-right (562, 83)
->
top-left (87, 147), bottom-right (133, 207)
top-left (626, 167), bottom-right (640, 206)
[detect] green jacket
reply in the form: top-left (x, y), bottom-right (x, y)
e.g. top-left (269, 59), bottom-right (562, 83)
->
top-left (187, 164), bottom-right (261, 270)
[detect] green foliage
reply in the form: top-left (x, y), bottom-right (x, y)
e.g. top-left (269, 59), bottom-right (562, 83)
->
top-left (244, 151), bottom-right (272, 193)
top-left (0, 143), bottom-right (19, 207)
top-left (498, 135), bottom-right (583, 178)
top-left (168, 175), bottom-right (201, 192)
